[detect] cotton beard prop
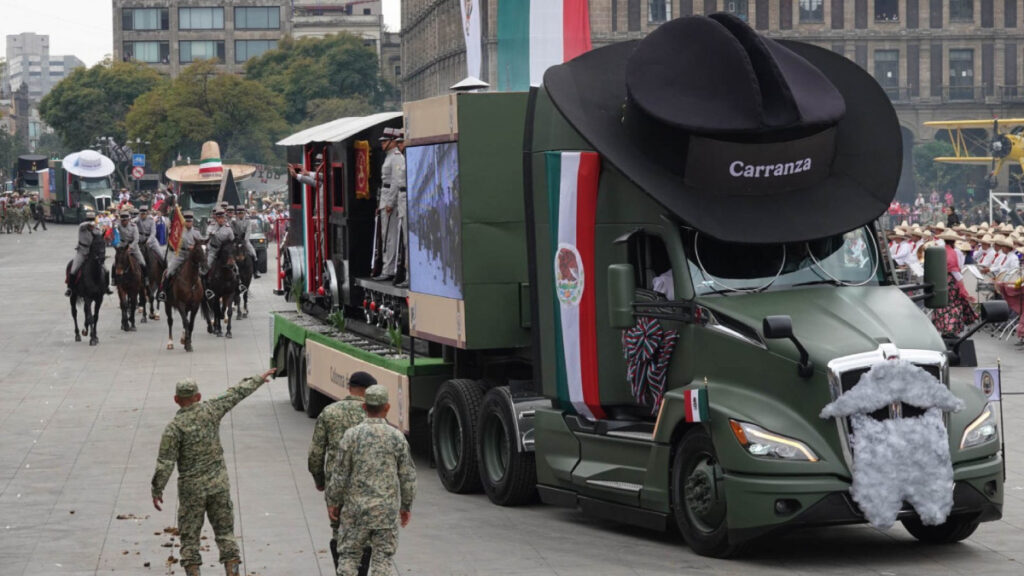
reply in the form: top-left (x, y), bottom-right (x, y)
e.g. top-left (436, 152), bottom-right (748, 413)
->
top-left (820, 360), bottom-right (964, 529)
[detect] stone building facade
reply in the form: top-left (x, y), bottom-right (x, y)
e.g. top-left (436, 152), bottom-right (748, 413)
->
top-left (401, 1), bottom-right (1024, 142)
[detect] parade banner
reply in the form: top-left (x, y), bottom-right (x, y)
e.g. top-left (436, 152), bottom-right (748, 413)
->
top-left (497, 0), bottom-right (592, 91)
top-left (460, 0), bottom-right (482, 80)
top-left (546, 150), bottom-right (603, 420)
top-left (354, 140), bottom-right (371, 200)
top-left (168, 205), bottom-right (186, 254)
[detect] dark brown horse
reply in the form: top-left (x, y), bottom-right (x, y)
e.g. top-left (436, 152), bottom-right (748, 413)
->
top-left (67, 238), bottom-right (107, 346)
top-left (201, 242), bottom-right (237, 338)
top-left (165, 244), bottom-right (205, 352)
top-left (232, 238), bottom-right (253, 320)
top-left (141, 244), bottom-right (166, 322)
top-left (113, 244), bottom-right (142, 332)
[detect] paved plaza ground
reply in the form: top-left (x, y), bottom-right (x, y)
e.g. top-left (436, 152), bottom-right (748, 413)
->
top-left (1, 225), bottom-right (1023, 576)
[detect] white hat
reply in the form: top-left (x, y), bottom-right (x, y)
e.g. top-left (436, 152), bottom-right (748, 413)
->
top-left (62, 150), bottom-right (115, 178)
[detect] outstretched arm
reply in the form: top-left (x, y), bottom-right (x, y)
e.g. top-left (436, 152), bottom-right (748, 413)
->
top-left (208, 368), bottom-right (277, 418)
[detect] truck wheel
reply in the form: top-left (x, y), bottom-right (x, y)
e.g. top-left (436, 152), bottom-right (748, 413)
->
top-left (901, 516), bottom-right (980, 544)
top-left (432, 379), bottom-right (484, 493)
top-left (301, 351), bottom-right (330, 418)
top-left (671, 427), bottom-right (742, 558)
top-left (257, 249), bottom-right (268, 274)
top-left (477, 387), bottom-right (537, 506)
top-left (287, 343), bottom-right (304, 412)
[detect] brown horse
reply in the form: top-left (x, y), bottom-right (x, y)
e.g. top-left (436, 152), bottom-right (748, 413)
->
top-left (165, 244), bottom-right (205, 352)
top-left (113, 244), bottom-right (142, 332)
top-left (141, 244), bottom-right (166, 322)
top-left (201, 241), bottom-right (237, 338)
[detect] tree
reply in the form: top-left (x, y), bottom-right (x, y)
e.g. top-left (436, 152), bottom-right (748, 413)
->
top-left (0, 129), bottom-right (27, 183)
top-left (125, 60), bottom-right (289, 170)
top-left (302, 96), bottom-right (375, 128)
top-left (245, 33), bottom-right (394, 125)
top-left (38, 60), bottom-right (164, 151)
top-left (34, 132), bottom-right (69, 160)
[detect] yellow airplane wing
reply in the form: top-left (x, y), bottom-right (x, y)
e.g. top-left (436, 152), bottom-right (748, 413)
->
top-left (933, 156), bottom-right (994, 165)
top-left (924, 119), bottom-right (1024, 129)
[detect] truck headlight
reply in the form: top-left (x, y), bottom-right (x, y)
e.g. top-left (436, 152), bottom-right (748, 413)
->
top-left (960, 406), bottom-right (998, 450)
top-left (729, 419), bottom-right (819, 462)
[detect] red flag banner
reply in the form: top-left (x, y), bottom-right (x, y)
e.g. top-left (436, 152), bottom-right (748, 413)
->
top-left (168, 205), bottom-right (186, 254)
top-left (354, 140), bottom-right (370, 200)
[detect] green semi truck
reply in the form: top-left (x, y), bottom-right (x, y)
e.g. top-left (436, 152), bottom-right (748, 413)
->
top-left (50, 155), bottom-right (115, 223)
top-left (270, 18), bottom-right (1006, 557)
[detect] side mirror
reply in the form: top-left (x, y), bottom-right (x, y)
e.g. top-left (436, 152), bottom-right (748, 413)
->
top-left (922, 246), bottom-right (948, 308)
top-left (763, 315), bottom-right (814, 379)
top-left (980, 300), bottom-right (1010, 324)
top-left (608, 264), bottom-right (636, 329)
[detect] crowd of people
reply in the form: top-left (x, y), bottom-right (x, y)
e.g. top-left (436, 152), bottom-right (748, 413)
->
top-left (0, 191), bottom-right (48, 234)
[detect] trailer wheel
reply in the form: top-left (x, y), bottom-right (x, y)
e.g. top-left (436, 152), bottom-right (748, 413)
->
top-left (671, 427), bottom-right (742, 558)
top-left (287, 343), bottom-right (304, 412)
top-left (901, 515), bottom-right (980, 544)
top-left (432, 379), bottom-right (484, 493)
top-left (256, 249), bottom-right (268, 274)
top-left (477, 387), bottom-right (537, 506)
top-left (301, 350), bottom-right (330, 418)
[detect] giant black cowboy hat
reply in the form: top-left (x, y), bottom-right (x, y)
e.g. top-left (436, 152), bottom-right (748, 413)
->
top-left (542, 13), bottom-right (901, 244)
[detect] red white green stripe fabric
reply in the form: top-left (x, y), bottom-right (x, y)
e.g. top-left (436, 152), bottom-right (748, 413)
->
top-left (497, 0), bottom-right (592, 91)
top-left (199, 157), bottom-right (223, 177)
top-left (683, 389), bottom-right (710, 423)
top-left (547, 151), bottom-right (603, 420)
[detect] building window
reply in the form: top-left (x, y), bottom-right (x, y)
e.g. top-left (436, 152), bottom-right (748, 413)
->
top-left (178, 7), bottom-right (224, 30)
top-left (874, 50), bottom-right (900, 99)
top-left (122, 8), bottom-right (169, 31)
top-left (949, 48), bottom-right (974, 100)
top-left (235, 40), bottom-right (277, 63)
top-left (648, 1), bottom-right (671, 22)
top-left (724, 0), bottom-right (748, 22)
top-left (950, 0), bottom-right (973, 22)
top-left (875, 0), bottom-right (898, 21)
top-left (234, 7), bottom-right (280, 30)
top-left (394, 65), bottom-right (401, 77)
top-left (123, 41), bottom-right (170, 64)
top-left (627, 0), bottom-right (641, 31)
top-left (799, 0), bottom-right (824, 22)
top-left (364, 8), bottom-right (371, 14)
top-left (180, 40), bottom-right (225, 63)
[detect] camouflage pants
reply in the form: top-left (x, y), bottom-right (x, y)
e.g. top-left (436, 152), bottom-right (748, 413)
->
top-left (178, 490), bottom-right (239, 567)
top-left (336, 526), bottom-right (396, 576)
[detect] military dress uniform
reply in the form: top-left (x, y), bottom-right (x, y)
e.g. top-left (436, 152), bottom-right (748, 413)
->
top-left (70, 221), bottom-right (101, 275)
top-left (151, 375), bottom-right (269, 574)
top-left (136, 209), bottom-right (164, 262)
top-left (230, 208), bottom-right (257, 260)
top-left (206, 219), bottom-right (235, 272)
top-left (393, 144), bottom-right (409, 285)
top-left (115, 215), bottom-right (145, 269)
top-left (167, 224), bottom-right (203, 277)
top-left (378, 146), bottom-right (402, 279)
top-left (327, 385), bottom-right (416, 576)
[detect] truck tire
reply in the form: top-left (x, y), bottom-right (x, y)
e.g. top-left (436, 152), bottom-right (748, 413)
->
top-left (432, 379), bottom-right (484, 493)
top-left (901, 515), bottom-right (980, 544)
top-left (287, 342), bottom-right (304, 412)
top-left (477, 387), bottom-right (537, 506)
top-left (257, 249), bottom-right (268, 274)
top-left (671, 427), bottom-right (743, 558)
top-left (301, 351), bottom-right (330, 418)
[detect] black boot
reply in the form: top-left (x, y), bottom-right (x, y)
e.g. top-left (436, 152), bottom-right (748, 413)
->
top-left (329, 538), bottom-right (339, 569)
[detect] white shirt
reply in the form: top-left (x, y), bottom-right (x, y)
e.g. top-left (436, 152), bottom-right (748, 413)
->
top-left (894, 241), bottom-right (914, 267)
top-left (653, 270), bottom-right (674, 300)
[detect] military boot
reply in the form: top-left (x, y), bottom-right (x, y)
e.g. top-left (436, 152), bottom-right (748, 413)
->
top-left (182, 564), bottom-right (200, 576)
top-left (223, 558), bottom-right (241, 576)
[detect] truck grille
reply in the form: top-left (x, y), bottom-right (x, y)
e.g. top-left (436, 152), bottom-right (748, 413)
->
top-left (837, 364), bottom-right (941, 422)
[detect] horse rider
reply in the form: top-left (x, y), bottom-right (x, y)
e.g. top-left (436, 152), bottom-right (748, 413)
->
top-left (207, 201), bottom-right (231, 236)
top-left (136, 206), bottom-right (164, 264)
top-left (65, 220), bottom-right (113, 296)
top-left (230, 205), bottom-right (260, 279)
top-left (158, 211), bottom-right (203, 301)
top-left (114, 211), bottom-right (146, 280)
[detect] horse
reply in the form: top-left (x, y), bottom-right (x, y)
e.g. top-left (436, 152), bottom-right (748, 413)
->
top-left (67, 239), bottom-right (107, 346)
top-left (201, 242), bottom-right (238, 338)
top-left (141, 244), bottom-right (166, 322)
top-left (232, 238), bottom-right (253, 320)
top-left (165, 244), bottom-right (205, 352)
top-left (113, 244), bottom-right (143, 332)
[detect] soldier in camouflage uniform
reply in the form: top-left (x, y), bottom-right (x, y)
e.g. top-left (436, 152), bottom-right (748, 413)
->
top-left (151, 368), bottom-right (276, 576)
top-left (327, 385), bottom-right (416, 576)
top-left (308, 371), bottom-right (376, 569)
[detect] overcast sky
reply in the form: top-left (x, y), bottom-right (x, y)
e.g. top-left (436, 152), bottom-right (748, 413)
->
top-left (0, 0), bottom-right (401, 66)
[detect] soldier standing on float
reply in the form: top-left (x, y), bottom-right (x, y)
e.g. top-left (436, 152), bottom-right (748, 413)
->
top-left (374, 129), bottom-right (400, 281)
top-left (158, 211), bottom-right (203, 300)
top-left (151, 369), bottom-right (275, 576)
top-left (308, 372), bottom-right (375, 569)
top-left (392, 133), bottom-right (409, 288)
top-left (328, 385), bottom-right (416, 576)
top-left (136, 206), bottom-right (164, 263)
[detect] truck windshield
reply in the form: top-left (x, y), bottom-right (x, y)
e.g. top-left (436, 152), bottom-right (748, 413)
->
top-left (684, 226), bottom-right (880, 295)
top-left (79, 178), bottom-right (110, 192)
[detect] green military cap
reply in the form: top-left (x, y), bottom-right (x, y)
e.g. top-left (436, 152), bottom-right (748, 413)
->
top-left (175, 377), bottom-right (199, 398)
top-left (364, 384), bottom-right (389, 407)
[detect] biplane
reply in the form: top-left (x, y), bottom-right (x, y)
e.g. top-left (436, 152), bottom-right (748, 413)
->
top-left (923, 118), bottom-right (1024, 190)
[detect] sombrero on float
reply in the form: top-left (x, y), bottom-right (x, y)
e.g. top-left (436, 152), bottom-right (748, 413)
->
top-left (542, 13), bottom-right (902, 244)
top-left (165, 141), bottom-right (256, 183)
top-left (62, 150), bottom-right (116, 178)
